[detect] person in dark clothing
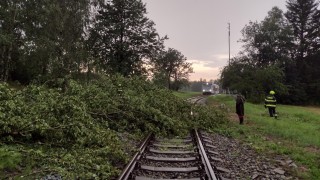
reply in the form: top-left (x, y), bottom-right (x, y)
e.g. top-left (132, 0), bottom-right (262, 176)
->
top-left (265, 90), bottom-right (277, 119)
top-left (236, 94), bottom-right (245, 124)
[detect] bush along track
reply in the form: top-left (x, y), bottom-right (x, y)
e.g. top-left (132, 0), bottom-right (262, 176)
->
top-left (0, 75), bottom-right (227, 179)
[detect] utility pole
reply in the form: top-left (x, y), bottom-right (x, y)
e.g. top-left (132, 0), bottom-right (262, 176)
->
top-left (227, 22), bottom-right (230, 94)
top-left (228, 22), bottom-right (230, 66)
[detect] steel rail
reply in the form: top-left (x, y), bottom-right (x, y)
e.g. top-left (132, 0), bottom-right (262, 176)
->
top-left (193, 129), bottom-right (218, 180)
top-left (117, 133), bottom-right (153, 180)
top-left (188, 96), bottom-right (206, 117)
top-left (186, 96), bottom-right (204, 105)
top-left (193, 96), bottom-right (205, 105)
top-left (194, 97), bottom-right (205, 105)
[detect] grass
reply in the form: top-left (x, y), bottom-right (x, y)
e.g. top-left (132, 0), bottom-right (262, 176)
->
top-left (0, 146), bottom-right (22, 171)
top-left (208, 95), bottom-right (320, 179)
top-left (172, 91), bottom-right (201, 99)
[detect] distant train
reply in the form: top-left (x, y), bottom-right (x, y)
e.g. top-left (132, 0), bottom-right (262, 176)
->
top-left (202, 82), bottom-right (219, 95)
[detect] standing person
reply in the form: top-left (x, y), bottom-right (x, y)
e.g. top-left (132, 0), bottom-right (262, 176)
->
top-left (236, 94), bottom-right (245, 124)
top-left (265, 90), bottom-right (277, 119)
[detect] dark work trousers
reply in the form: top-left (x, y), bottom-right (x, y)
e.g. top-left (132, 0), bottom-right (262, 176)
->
top-left (238, 116), bottom-right (244, 124)
top-left (268, 107), bottom-right (276, 117)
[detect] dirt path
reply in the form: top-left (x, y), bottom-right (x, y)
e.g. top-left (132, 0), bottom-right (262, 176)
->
top-left (305, 106), bottom-right (320, 115)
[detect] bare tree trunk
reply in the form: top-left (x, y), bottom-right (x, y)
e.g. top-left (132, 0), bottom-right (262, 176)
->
top-left (2, 3), bottom-right (18, 82)
top-left (167, 73), bottom-right (171, 90)
top-left (0, 46), bottom-right (6, 81)
top-left (4, 43), bottom-right (13, 81)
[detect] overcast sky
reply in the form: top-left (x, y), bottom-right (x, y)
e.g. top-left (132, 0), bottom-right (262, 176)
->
top-left (141, 0), bottom-right (287, 81)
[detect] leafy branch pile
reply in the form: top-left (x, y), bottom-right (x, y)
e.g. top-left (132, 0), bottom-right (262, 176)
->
top-left (0, 76), bottom-right (226, 179)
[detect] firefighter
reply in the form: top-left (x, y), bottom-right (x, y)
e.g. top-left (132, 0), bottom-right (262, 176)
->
top-left (265, 90), bottom-right (277, 119)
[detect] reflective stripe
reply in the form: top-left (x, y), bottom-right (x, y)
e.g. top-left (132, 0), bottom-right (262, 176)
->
top-left (265, 95), bottom-right (276, 107)
top-left (265, 99), bottom-right (276, 102)
top-left (266, 104), bottom-right (276, 107)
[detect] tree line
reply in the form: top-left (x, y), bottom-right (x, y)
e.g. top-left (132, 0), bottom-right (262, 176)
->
top-left (0, 0), bottom-right (192, 90)
top-left (220, 0), bottom-right (320, 104)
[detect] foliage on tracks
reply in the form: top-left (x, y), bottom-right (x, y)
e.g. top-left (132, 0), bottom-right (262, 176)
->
top-left (0, 76), bottom-right (227, 179)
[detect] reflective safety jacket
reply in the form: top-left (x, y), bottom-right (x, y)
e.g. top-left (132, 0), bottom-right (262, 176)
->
top-left (265, 95), bottom-right (276, 107)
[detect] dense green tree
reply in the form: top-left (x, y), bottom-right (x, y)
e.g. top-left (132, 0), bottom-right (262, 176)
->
top-left (303, 52), bottom-right (320, 104)
top-left (222, 7), bottom-right (290, 102)
top-left (152, 48), bottom-right (193, 90)
top-left (190, 80), bottom-right (203, 92)
top-left (239, 7), bottom-right (294, 68)
top-left (220, 57), bottom-right (287, 102)
top-left (88, 0), bottom-right (166, 77)
top-left (0, 0), bottom-right (91, 83)
top-left (222, 4), bottom-right (318, 104)
top-left (285, 0), bottom-right (320, 103)
top-left (0, 0), bottom-right (25, 81)
top-left (21, 0), bottom-right (90, 80)
top-left (285, 0), bottom-right (320, 60)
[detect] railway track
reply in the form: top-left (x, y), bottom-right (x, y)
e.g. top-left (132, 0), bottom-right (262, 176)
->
top-left (118, 95), bottom-right (297, 179)
top-left (118, 129), bottom-right (222, 180)
top-left (186, 96), bottom-right (207, 105)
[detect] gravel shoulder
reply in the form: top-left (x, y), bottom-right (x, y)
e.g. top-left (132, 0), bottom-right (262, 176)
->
top-left (204, 132), bottom-right (299, 179)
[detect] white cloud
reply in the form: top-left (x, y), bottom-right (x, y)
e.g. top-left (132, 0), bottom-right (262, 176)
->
top-left (212, 54), bottom-right (229, 60)
top-left (188, 53), bottom-right (229, 66)
top-left (187, 59), bottom-right (222, 81)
